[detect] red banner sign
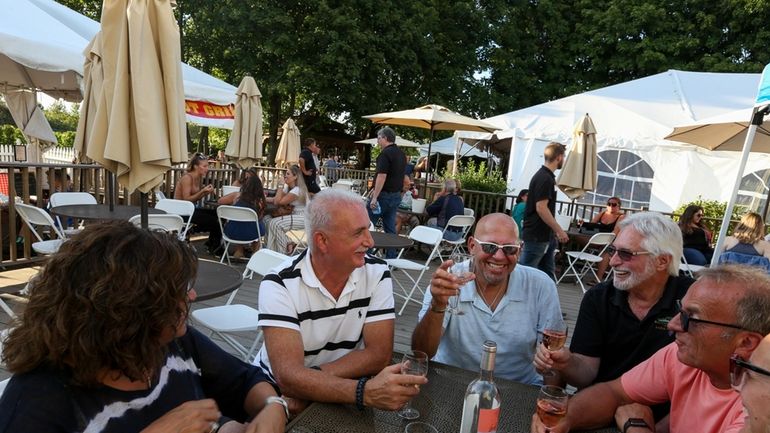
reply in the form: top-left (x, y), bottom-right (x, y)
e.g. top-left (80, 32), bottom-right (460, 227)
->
top-left (185, 100), bottom-right (235, 119)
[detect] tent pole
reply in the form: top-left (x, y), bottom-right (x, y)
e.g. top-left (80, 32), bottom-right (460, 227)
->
top-left (424, 125), bottom-right (434, 196)
top-left (711, 105), bottom-right (769, 266)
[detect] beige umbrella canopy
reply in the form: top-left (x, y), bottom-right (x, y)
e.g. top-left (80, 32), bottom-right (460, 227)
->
top-left (275, 118), bottom-right (301, 167)
top-left (225, 75), bottom-right (263, 168)
top-left (73, 33), bottom-right (103, 164)
top-left (355, 135), bottom-right (422, 148)
top-left (75, 0), bottom-right (187, 194)
top-left (665, 108), bottom-right (770, 152)
top-left (4, 89), bottom-right (58, 150)
top-left (557, 114), bottom-right (598, 200)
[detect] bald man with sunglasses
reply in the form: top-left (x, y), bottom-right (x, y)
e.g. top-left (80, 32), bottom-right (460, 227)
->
top-left (412, 213), bottom-right (563, 385)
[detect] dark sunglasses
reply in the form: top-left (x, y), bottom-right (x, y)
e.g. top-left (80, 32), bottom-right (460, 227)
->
top-left (605, 245), bottom-right (652, 261)
top-left (476, 240), bottom-right (521, 256)
top-left (193, 153), bottom-right (207, 161)
top-left (675, 300), bottom-right (745, 333)
top-left (607, 202), bottom-right (619, 207)
top-left (730, 354), bottom-right (770, 390)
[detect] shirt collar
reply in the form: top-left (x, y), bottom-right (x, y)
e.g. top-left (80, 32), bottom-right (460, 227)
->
top-left (302, 251), bottom-right (364, 299)
top-left (610, 275), bottom-right (679, 315)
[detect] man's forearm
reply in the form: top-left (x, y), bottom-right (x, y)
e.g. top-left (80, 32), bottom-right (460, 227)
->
top-left (561, 355), bottom-right (599, 389)
top-left (536, 204), bottom-right (562, 234)
top-left (564, 381), bottom-right (629, 431)
top-left (277, 365), bottom-right (359, 404)
top-left (371, 174), bottom-right (386, 201)
top-left (411, 309), bottom-right (445, 358)
top-left (319, 345), bottom-right (391, 379)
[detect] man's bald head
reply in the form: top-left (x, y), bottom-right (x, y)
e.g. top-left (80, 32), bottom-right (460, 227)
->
top-left (475, 213), bottom-right (519, 240)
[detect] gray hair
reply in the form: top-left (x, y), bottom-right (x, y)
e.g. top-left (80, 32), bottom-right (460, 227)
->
top-left (697, 265), bottom-right (770, 335)
top-left (377, 126), bottom-right (396, 143)
top-left (305, 189), bottom-right (366, 250)
top-left (444, 179), bottom-right (457, 194)
top-left (618, 212), bottom-right (682, 276)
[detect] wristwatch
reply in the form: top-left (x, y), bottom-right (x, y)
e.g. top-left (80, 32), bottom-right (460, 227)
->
top-left (266, 396), bottom-right (290, 420)
top-left (622, 418), bottom-right (651, 433)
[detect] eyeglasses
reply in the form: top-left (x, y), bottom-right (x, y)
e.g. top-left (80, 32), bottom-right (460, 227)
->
top-left (607, 202), bottom-right (619, 207)
top-left (730, 354), bottom-right (770, 390)
top-left (476, 240), bottom-right (522, 256)
top-left (675, 300), bottom-right (745, 333)
top-left (606, 245), bottom-right (653, 261)
top-left (694, 213), bottom-right (703, 218)
top-left (193, 153), bottom-right (207, 161)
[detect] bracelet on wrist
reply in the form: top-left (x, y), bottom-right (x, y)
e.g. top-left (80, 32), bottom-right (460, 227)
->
top-left (355, 377), bottom-right (369, 410)
top-left (430, 303), bottom-right (447, 313)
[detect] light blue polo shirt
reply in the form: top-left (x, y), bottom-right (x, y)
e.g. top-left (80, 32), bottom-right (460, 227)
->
top-left (418, 263), bottom-right (562, 386)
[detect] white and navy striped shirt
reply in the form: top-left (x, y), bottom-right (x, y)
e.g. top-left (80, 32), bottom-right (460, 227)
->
top-left (255, 250), bottom-right (395, 381)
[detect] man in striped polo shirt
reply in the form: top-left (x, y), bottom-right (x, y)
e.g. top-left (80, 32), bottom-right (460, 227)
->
top-left (255, 189), bottom-right (427, 414)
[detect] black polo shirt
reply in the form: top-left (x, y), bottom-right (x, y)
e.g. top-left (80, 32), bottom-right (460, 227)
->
top-left (571, 275), bottom-right (694, 384)
top-left (522, 165), bottom-right (556, 242)
top-left (376, 144), bottom-right (406, 193)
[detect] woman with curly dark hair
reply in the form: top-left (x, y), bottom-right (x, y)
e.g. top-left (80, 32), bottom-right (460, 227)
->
top-left (679, 204), bottom-right (714, 265)
top-left (218, 175), bottom-right (268, 258)
top-left (0, 221), bottom-right (287, 433)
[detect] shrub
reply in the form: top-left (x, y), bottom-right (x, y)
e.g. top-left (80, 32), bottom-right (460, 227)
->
top-left (440, 159), bottom-right (508, 194)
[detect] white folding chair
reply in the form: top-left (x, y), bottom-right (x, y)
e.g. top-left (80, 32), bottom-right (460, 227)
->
top-left (556, 232), bottom-right (615, 293)
top-left (437, 215), bottom-right (475, 262)
top-left (191, 249), bottom-right (288, 362)
top-left (332, 182), bottom-right (351, 192)
top-left (318, 175), bottom-right (329, 189)
top-left (48, 192), bottom-right (97, 236)
top-left (387, 225), bottom-right (444, 315)
top-left (222, 185), bottom-right (240, 196)
top-left (15, 203), bottom-right (66, 255)
top-left (129, 214), bottom-right (185, 235)
top-left (555, 213), bottom-right (572, 231)
top-left (155, 199), bottom-right (195, 240)
top-left (154, 190), bottom-right (167, 201)
top-left (216, 205), bottom-right (264, 264)
top-left (680, 254), bottom-right (705, 278)
top-left (463, 207), bottom-right (474, 217)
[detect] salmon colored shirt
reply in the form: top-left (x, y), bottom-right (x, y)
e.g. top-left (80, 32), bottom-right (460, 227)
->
top-left (621, 343), bottom-right (744, 433)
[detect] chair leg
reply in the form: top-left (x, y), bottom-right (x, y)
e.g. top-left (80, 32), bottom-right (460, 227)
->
top-left (220, 241), bottom-right (231, 265)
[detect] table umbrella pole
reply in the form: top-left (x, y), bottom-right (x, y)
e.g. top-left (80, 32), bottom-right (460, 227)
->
top-left (424, 125), bottom-right (434, 195)
top-left (140, 192), bottom-right (149, 229)
top-left (106, 170), bottom-right (114, 211)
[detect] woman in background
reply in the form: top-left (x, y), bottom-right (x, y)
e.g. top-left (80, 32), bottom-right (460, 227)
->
top-left (0, 221), bottom-right (286, 433)
top-left (512, 189), bottom-right (528, 234)
top-left (218, 175), bottom-right (268, 259)
top-left (233, 167), bottom-right (258, 187)
top-left (679, 204), bottom-right (713, 265)
top-left (720, 212), bottom-right (770, 259)
top-left (264, 165), bottom-right (308, 254)
top-left (592, 197), bottom-right (626, 282)
top-left (174, 153), bottom-right (222, 255)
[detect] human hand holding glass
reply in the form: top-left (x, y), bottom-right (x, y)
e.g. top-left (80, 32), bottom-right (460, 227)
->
top-left (541, 318), bottom-right (568, 377)
top-left (398, 351), bottom-right (429, 420)
top-left (448, 252), bottom-right (474, 315)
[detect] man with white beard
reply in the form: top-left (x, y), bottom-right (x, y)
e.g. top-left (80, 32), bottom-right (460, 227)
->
top-left (534, 212), bottom-right (694, 421)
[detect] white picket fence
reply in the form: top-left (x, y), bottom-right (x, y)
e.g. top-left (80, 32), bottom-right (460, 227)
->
top-left (0, 144), bottom-right (76, 164)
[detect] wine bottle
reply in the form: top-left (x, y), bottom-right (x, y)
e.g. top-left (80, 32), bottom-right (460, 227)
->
top-left (459, 340), bottom-right (501, 433)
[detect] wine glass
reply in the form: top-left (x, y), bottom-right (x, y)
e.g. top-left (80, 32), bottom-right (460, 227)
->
top-left (536, 385), bottom-right (569, 429)
top-left (405, 422), bottom-right (438, 433)
top-left (448, 251), bottom-right (475, 315)
top-left (398, 351), bottom-right (429, 420)
top-left (541, 318), bottom-right (569, 377)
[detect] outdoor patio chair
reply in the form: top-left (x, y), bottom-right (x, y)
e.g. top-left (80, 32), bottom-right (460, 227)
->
top-left (15, 203), bottom-right (66, 256)
top-left (680, 254), bottom-right (705, 278)
top-left (216, 205), bottom-right (263, 265)
top-left (154, 198), bottom-right (195, 240)
top-left (48, 192), bottom-right (97, 236)
top-left (128, 214), bottom-right (185, 235)
top-left (332, 182), bottom-right (351, 192)
top-left (191, 249), bottom-right (289, 362)
top-left (556, 213), bottom-right (572, 231)
top-left (222, 185), bottom-right (240, 196)
top-left (556, 232), bottom-right (615, 293)
top-left (463, 207), bottom-right (474, 217)
top-left (437, 215), bottom-right (475, 262)
top-left (386, 225), bottom-right (444, 315)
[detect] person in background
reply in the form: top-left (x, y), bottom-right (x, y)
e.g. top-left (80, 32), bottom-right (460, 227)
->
top-left (233, 167), bottom-right (258, 187)
top-left (264, 165), bottom-right (308, 255)
top-left (734, 333), bottom-right (770, 433)
top-left (395, 175), bottom-right (419, 234)
top-left (531, 264), bottom-right (770, 433)
top-left (299, 138), bottom-right (321, 196)
top-left (512, 189), bottom-right (528, 234)
top-left (174, 153), bottom-right (222, 256)
top-left (412, 213), bottom-right (563, 385)
top-left (0, 221), bottom-right (286, 433)
top-left (368, 126), bottom-right (406, 259)
top-left (425, 178), bottom-right (465, 241)
top-left (719, 212), bottom-right (770, 259)
top-left (679, 204), bottom-right (713, 265)
top-left (323, 155), bottom-right (340, 183)
top-left (218, 175), bottom-right (268, 259)
top-left (590, 196), bottom-right (626, 282)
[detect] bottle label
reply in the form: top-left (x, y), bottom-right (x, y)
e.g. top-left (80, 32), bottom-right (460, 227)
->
top-left (477, 407), bottom-right (500, 433)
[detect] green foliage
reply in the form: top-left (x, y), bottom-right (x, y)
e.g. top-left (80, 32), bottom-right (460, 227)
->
top-left (674, 197), bottom-right (746, 238)
top-left (441, 160), bottom-right (508, 194)
top-left (0, 125), bottom-right (23, 145)
top-left (55, 131), bottom-right (77, 148)
top-left (45, 101), bottom-right (80, 132)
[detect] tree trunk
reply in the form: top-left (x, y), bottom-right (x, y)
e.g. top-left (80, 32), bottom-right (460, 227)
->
top-left (266, 93), bottom-right (282, 166)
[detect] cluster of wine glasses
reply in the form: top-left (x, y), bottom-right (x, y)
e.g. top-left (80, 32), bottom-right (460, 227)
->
top-left (398, 351), bottom-right (437, 433)
top-left (541, 318), bottom-right (568, 377)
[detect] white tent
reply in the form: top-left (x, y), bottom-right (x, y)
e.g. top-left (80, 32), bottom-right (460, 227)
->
top-left (481, 69), bottom-right (770, 212)
top-left (0, 0), bottom-right (237, 129)
top-left (419, 136), bottom-right (494, 159)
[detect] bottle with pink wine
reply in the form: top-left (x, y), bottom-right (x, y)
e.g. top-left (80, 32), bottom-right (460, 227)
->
top-left (459, 340), bottom-right (501, 433)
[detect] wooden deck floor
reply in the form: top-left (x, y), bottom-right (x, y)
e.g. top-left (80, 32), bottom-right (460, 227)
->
top-left (0, 243), bottom-right (585, 381)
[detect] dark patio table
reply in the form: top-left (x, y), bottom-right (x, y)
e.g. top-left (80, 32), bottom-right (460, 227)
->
top-left (370, 231), bottom-right (413, 250)
top-left (286, 355), bottom-right (618, 433)
top-left (50, 204), bottom-right (165, 221)
top-left (193, 259), bottom-right (243, 302)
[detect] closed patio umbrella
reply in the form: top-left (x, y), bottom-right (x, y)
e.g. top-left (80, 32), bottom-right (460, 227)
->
top-left (275, 118), bottom-right (301, 167)
top-left (557, 114), bottom-right (598, 200)
top-left (4, 89), bottom-right (58, 160)
top-left (73, 33), bottom-right (103, 165)
top-left (225, 75), bottom-right (263, 168)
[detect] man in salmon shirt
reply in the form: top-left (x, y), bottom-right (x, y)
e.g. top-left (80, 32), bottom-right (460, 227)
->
top-left (530, 264), bottom-right (770, 433)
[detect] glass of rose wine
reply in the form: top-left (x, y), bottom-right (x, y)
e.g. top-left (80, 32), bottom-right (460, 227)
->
top-left (536, 385), bottom-right (569, 429)
top-left (448, 252), bottom-right (475, 315)
top-left (398, 351), bottom-right (429, 420)
top-left (541, 318), bottom-right (568, 377)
